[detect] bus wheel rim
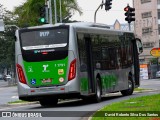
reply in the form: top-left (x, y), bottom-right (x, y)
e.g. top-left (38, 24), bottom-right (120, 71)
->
top-left (97, 82), bottom-right (100, 98)
top-left (128, 80), bottom-right (132, 89)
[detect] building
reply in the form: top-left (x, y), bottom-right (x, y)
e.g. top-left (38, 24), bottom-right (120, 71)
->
top-left (111, 19), bottom-right (134, 31)
top-left (133, 0), bottom-right (159, 64)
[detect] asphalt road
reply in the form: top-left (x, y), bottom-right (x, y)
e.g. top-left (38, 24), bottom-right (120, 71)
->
top-left (0, 79), bottom-right (159, 120)
top-left (140, 79), bottom-right (160, 90)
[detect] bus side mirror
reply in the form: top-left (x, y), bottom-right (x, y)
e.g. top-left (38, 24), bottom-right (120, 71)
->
top-left (135, 38), bottom-right (143, 54)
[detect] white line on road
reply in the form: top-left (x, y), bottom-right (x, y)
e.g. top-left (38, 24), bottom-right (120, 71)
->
top-left (11, 96), bottom-right (18, 99)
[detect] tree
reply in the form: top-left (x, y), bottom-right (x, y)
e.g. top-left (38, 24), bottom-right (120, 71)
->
top-left (0, 4), bottom-right (17, 75)
top-left (14, 0), bottom-right (82, 27)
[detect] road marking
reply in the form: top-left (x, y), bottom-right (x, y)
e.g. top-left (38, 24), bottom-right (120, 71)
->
top-left (11, 96), bottom-right (18, 99)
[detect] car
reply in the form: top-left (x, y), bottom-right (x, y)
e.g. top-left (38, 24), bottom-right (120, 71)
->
top-left (4, 75), bottom-right (11, 81)
top-left (0, 74), bottom-right (3, 80)
top-left (156, 71), bottom-right (160, 78)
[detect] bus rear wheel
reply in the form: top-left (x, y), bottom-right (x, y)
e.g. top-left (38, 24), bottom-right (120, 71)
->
top-left (94, 77), bottom-right (102, 103)
top-left (39, 98), bottom-right (58, 107)
top-left (121, 79), bottom-right (134, 96)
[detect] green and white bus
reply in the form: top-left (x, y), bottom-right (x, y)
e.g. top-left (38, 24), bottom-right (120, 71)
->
top-left (15, 22), bottom-right (143, 106)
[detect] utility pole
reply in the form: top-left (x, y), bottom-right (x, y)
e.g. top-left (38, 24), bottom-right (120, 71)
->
top-left (60, 0), bottom-right (62, 23)
top-left (49, 0), bottom-right (53, 24)
top-left (54, 0), bottom-right (57, 23)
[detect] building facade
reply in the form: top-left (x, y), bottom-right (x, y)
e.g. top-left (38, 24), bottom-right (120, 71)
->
top-left (133, 0), bottom-right (159, 64)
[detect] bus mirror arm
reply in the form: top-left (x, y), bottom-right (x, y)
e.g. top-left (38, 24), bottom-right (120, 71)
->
top-left (14, 36), bottom-right (17, 41)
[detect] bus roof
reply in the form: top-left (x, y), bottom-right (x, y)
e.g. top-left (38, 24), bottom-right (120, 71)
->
top-left (19, 22), bottom-right (133, 34)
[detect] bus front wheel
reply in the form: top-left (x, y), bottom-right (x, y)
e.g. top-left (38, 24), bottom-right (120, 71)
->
top-left (121, 79), bottom-right (134, 96)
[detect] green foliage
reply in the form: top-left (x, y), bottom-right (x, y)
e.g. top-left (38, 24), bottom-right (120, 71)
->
top-left (150, 58), bottom-right (158, 64)
top-left (14, 0), bottom-right (82, 27)
top-left (0, 4), bottom-right (17, 74)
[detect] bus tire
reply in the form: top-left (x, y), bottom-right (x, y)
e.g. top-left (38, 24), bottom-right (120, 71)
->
top-left (94, 77), bottom-right (102, 103)
top-left (121, 78), bottom-right (134, 96)
top-left (39, 98), bottom-right (58, 107)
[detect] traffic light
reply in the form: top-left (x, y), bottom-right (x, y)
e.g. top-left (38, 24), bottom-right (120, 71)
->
top-left (39, 6), bottom-right (46, 23)
top-left (124, 5), bottom-right (135, 23)
top-left (105, 0), bottom-right (112, 11)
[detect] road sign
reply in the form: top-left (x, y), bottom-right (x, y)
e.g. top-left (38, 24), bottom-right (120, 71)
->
top-left (0, 18), bottom-right (4, 32)
top-left (150, 48), bottom-right (160, 57)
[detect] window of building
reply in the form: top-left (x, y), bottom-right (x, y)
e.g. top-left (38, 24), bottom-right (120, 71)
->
top-left (158, 25), bottom-right (160, 35)
top-left (158, 10), bottom-right (160, 19)
top-left (142, 27), bottom-right (152, 34)
top-left (141, 0), bottom-right (151, 4)
top-left (142, 12), bottom-right (152, 18)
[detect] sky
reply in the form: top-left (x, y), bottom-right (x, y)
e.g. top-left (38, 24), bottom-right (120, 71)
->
top-left (0, 0), bottom-right (133, 25)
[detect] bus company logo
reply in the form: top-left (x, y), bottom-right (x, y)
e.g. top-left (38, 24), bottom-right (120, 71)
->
top-left (58, 69), bottom-right (64, 75)
top-left (42, 65), bottom-right (49, 72)
top-left (40, 31), bottom-right (50, 37)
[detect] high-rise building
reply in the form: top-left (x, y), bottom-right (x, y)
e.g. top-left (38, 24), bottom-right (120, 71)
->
top-left (133, 0), bottom-right (159, 63)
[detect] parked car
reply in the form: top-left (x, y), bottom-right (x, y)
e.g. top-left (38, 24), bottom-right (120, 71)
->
top-left (156, 71), bottom-right (160, 78)
top-left (0, 74), bottom-right (3, 80)
top-left (4, 75), bottom-right (11, 81)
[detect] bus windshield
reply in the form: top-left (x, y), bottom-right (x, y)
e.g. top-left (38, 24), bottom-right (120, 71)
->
top-left (20, 28), bottom-right (68, 50)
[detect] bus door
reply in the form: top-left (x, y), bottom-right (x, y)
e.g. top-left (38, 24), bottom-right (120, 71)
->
top-left (84, 35), bottom-right (95, 93)
top-left (132, 39), bottom-right (140, 87)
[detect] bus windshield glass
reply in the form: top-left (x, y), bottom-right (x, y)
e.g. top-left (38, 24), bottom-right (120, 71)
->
top-left (20, 28), bottom-right (69, 50)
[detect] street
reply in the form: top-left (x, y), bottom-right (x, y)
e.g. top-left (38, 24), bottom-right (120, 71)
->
top-left (0, 79), bottom-right (160, 106)
top-left (0, 79), bottom-right (159, 120)
top-left (0, 80), bottom-right (18, 105)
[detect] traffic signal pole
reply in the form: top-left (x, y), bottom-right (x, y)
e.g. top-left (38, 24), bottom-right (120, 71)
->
top-left (94, 0), bottom-right (112, 23)
top-left (54, 0), bottom-right (57, 23)
top-left (94, 3), bottom-right (105, 23)
top-left (129, 23), bottom-right (131, 31)
top-left (48, 0), bottom-right (58, 24)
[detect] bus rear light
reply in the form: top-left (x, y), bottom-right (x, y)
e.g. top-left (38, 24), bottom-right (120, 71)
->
top-left (31, 90), bottom-right (35, 92)
top-left (16, 64), bottom-right (27, 84)
top-left (68, 59), bottom-right (76, 81)
top-left (60, 88), bottom-right (65, 90)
